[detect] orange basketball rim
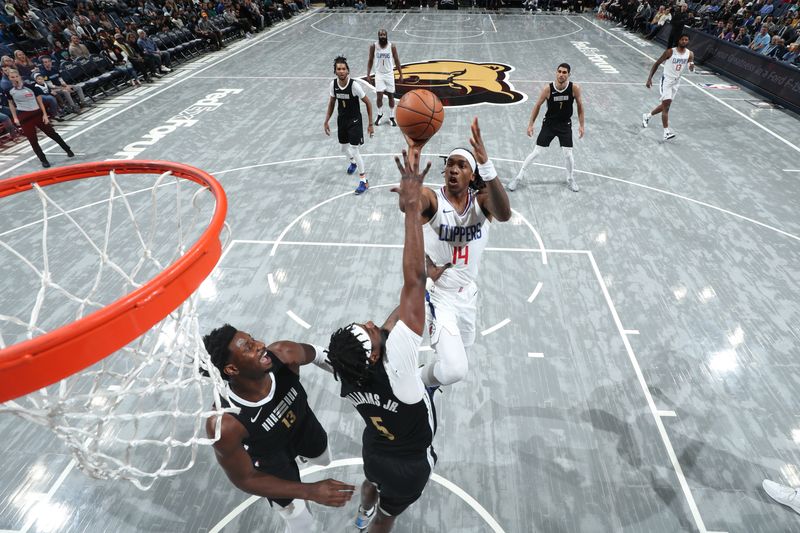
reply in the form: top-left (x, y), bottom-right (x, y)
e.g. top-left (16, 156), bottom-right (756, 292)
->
top-left (0, 160), bottom-right (227, 403)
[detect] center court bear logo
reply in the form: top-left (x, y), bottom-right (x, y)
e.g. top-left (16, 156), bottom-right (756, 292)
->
top-left (370, 59), bottom-right (526, 107)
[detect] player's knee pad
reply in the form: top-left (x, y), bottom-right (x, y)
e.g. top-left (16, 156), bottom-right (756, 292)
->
top-left (276, 499), bottom-right (314, 532)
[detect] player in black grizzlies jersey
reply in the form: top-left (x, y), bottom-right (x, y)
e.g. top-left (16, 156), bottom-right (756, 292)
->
top-left (326, 142), bottom-right (435, 532)
top-left (509, 63), bottom-right (585, 193)
top-left (203, 326), bottom-right (354, 532)
top-left (324, 55), bottom-right (375, 196)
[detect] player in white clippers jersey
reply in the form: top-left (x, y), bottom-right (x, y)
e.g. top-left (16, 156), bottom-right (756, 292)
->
top-left (642, 34), bottom-right (694, 141)
top-left (367, 29), bottom-right (403, 127)
top-left (403, 118), bottom-right (512, 390)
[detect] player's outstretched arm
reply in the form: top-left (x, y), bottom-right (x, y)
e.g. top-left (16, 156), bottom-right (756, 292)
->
top-left (392, 44), bottom-right (403, 82)
top-left (471, 117), bottom-right (511, 222)
top-left (527, 85), bottom-right (549, 137)
top-left (367, 44), bottom-right (375, 81)
top-left (646, 49), bottom-right (672, 88)
top-left (266, 340), bottom-right (333, 375)
top-left (207, 414), bottom-right (354, 506)
top-left (361, 95), bottom-right (374, 138)
top-left (391, 149), bottom-right (431, 336)
top-left (323, 96), bottom-right (335, 135)
top-left (574, 83), bottom-right (585, 139)
top-left (396, 133), bottom-right (436, 221)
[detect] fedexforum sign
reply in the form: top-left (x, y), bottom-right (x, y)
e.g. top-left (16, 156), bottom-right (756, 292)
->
top-left (109, 88), bottom-right (243, 160)
top-left (570, 42), bottom-right (620, 74)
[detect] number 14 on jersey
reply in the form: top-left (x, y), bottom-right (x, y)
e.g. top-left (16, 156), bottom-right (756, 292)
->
top-left (452, 245), bottom-right (469, 265)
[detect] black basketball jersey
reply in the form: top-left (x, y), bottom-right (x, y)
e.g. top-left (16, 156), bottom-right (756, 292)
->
top-left (340, 360), bottom-right (435, 457)
top-left (544, 81), bottom-right (574, 123)
top-left (333, 78), bottom-right (361, 122)
top-left (221, 363), bottom-right (313, 469)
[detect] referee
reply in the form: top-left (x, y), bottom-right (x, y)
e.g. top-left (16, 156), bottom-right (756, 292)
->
top-left (5, 69), bottom-right (73, 168)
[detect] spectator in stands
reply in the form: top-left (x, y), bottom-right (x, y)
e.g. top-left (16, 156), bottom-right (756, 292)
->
top-left (759, 0), bottom-right (774, 17)
top-left (32, 72), bottom-right (65, 119)
top-left (125, 31), bottom-right (161, 80)
top-left (100, 39), bottom-right (140, 85)
top-left (735, 26), bottom-right (752, 46)
top-left (38, 56), bottom-right (87, 110)
top-left (766, 36), bottom-right (788, 57)
top-left (0, 92), bottom-right (19, 141)
top-left (223, 6), bottom-right (252, 37)
top-left (68, 34), bottom-right (91, 59)
top-left (136, 29), bottom-right (171, 73)
top-left (195, 11), bottom-right (223, 50)
top-left (668, 3), bottom-right (690, 48)
top-left (13, 50), bottom-right (35, 79)
top-left (783, 42), bottom-right (799, 63)
top-left (720, 21), bottom-right (736, 41)
top-left (750, 25), bottom-right (771, 52)
top-left (646, 6), bottom-right (671, 39)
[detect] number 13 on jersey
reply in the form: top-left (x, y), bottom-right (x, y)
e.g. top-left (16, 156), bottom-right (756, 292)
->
top-left (452, 245), bottom-right (469, 265)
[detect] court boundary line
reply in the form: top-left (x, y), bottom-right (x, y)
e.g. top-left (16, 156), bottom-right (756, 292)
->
top-left (579, 15), bottom-right (800, 155)
top-left (208, 457), bottom-right (506, 533)
top-left (213, 239), bottom-right (710, 531)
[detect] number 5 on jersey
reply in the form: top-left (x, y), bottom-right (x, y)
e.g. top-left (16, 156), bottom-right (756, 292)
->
top-left (452, 245), bottom-right (469, 265)
top-left (370, 416), bottom-right (395, 441)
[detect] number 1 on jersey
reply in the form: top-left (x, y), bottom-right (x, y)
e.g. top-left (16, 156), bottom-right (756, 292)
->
top-left (452, 245), bottom-right (469, 265)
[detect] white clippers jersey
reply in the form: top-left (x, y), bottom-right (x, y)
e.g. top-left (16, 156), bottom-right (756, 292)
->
top-left (373, 41), bottom-right (394, 75)
top-left (424, 187), bottom-right (489, 290)
top-left (663, 47), bottom-right (690, 80)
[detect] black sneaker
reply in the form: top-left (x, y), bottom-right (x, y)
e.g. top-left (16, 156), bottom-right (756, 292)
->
top-left (41, 159), bottom-right (51, 168)
top-left (66, 149), bottom-right (75, 158)
top-left (390, 117), bottom-right (397, 126)
top-left (374, 114), bottom-right (382, 126)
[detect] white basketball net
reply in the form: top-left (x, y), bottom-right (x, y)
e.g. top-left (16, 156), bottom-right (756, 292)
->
top-left (0, 169), bottom-right (232, 490)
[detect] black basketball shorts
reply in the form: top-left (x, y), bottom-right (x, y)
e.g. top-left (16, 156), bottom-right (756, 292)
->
top-left (254, 410), bottom-right (328, 508)
top-left (363, 448), bottom-right (437, 516)
top-left (536, 120), bottom-right (573, 148)
top-left (338, 114), bottom-right (364, 146)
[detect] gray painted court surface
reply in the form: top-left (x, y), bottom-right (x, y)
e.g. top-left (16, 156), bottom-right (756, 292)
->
top-left (1, 7), bottom-right (800, 533)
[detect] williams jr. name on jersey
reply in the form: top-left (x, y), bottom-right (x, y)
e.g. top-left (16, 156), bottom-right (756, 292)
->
top-left (346, 391), bottom-right (400, 413)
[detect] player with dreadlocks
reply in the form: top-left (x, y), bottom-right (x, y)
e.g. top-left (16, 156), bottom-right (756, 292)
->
top-left (326, 139), bottom-right (435, 532)
top-left (411, 118), bottom-right (512, 391)
top-left (202, 326), bottom-right (354, 532)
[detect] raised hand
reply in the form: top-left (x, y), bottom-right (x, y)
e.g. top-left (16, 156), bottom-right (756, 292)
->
top-left (308, 479), bottom-right (355, 507)
top-left (468, 117), bottom-right (488, 164)
top-left (392, 148), bottom-right (431, 212)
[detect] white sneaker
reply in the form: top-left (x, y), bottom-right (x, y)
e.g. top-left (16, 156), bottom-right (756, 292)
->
top-left (763, 480), bottom-right (800, 514)
top-left (641, 113), bottom-right (650, 128)
top-left (663, 131), bottom-right (676, 141)
top-left (355, 505), bottom-right (376, 530)
top-left (507, 174), bottom-right (522, 191)
top-left (567, 178), bottom-right (579, 192)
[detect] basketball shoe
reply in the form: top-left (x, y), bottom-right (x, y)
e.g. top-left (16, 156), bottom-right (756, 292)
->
top-left (663, 130), bottom-right (676, 141)
top-left (374, 114), bottom-right (383, 126)
top-left (390, 117), bottom-right (397, 127)
top-left (355, 179), bottom-right (369, 195)
top-left (763, 480), bottom-right (800, 514)
top-left (355, 505), bottom-right (376, 530)
top-left (567, 178), bottom-right (579, 192)
top-left (641, 113), bottom-right (650, 128)
top-left (347, 162), bottom-right (357, 174)
top-left (507, 173), bottom-right (522, 191)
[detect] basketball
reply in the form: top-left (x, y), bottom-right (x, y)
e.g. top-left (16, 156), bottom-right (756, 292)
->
top-left (396, 90), bottom-right (445, 142)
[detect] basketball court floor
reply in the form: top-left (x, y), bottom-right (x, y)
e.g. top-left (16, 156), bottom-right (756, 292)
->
top-left (1, 8), bottom-right (800, 533)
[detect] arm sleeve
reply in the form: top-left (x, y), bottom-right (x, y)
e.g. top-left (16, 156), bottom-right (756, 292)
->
top-left (329, 80), bottom-right (335, 97)
top-left (383, 320), bottom-right (424, 405)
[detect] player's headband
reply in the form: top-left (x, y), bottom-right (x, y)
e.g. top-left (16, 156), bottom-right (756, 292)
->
top-left (349, 324), bottom-right (373, 362)
top-left (448, 148), bottom-right (477, 172)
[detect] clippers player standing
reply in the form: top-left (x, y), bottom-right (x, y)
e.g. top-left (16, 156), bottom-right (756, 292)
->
top-left (509, 63), bottom-right (585, 192)
top-left (203, 326), bottom-right (354, 532)
top-left (414, 118), bottom-right (512, 390)
top-left (367, 29), bottom-right (403, 126)
top-left (324, 56), bottom-right (375, 195)
top-left (325, 140), bottom-right (435, 532)
top-left (642, 34), bottom-right (694, 141)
